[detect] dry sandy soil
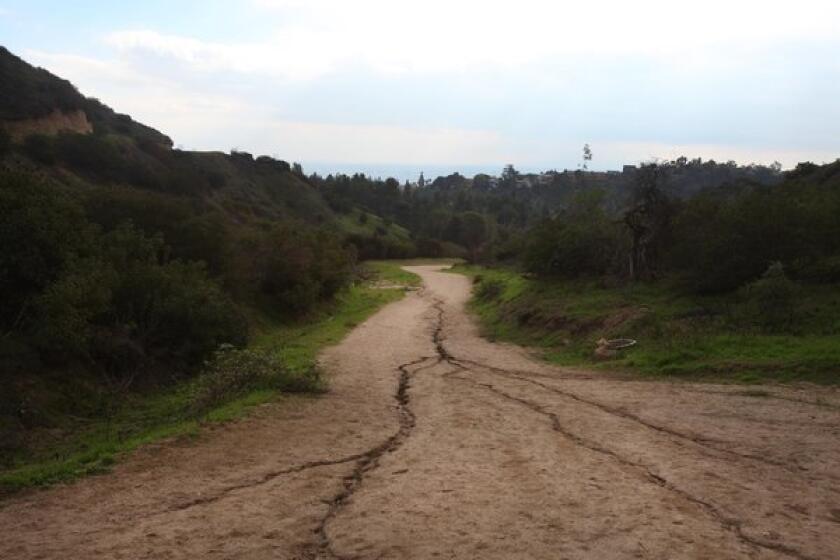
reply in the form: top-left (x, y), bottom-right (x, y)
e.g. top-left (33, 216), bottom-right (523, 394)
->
top-left (2, 265), bottom-right (839, 559)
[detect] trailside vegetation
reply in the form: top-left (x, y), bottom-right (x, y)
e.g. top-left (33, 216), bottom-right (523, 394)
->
top-left (454, 160), bottom-right (840, 384)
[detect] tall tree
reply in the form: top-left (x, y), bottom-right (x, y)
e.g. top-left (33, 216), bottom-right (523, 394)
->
top-left (623, 164), bottom-right (673, 280)
top-left (582, 143), bottom-right (593, 170)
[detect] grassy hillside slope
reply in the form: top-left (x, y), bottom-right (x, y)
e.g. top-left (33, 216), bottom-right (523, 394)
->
top-left (455, 265), bottom-right (840, 385)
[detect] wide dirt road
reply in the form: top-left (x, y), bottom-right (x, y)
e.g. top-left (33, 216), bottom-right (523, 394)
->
top-left (2, 265), bottom-right (839, 559)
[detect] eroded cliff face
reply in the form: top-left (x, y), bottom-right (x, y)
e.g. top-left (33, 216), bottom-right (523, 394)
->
top-left (2, 109), bottom-right (93, 140)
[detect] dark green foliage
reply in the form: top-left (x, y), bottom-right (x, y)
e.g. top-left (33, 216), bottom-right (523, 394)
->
top-left (93, 226), bottom-right (247, 369)
top-left (0, 173), bottom-right (95, 332)
top-left (0, 128), bottom-right (10, 155)
top-left (1, 172), bottom-right (246, 383)
top-left (668, 161), bottom-right (840, 293)
top-left (447, 211), bottom-right (488, 261)
top-left (81, 97), bottom-right (172, 147)
top-left (734, 263), bottom-right (800, 332)
top-left (1, 168), bottom-right (354, 389)
top-left (623, 164), bottom-right (675, 280)
top-left (800, 256), bottom-right (840, 283)
top-left (519, 160), bottom-right (840, 293)
top-left (475, 278), bottom-right (505, 302)
top-left (0, 47), bottom-right (83, 120)
top-left (22, 134), bottom-right (56, 164)
top-left (346, 233), bottom-right (415, 260)
top-left (29, 222), bottom-right (247, 375)
top-left (53, 132), bottom-right (120, 173)
top-left (524, 190), bottom-right (624, 278)
top-left (83, 187), bottom-right (229, 275)
top-left (0, 48), bottom-right (172, 149)
top-left (256, 224), bottom-right (355, 313)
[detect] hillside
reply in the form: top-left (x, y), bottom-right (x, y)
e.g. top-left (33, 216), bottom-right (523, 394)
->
top-left (0, 47), bottom-right (414, 479)
top-left (0, 46), bottom-right (418, 244)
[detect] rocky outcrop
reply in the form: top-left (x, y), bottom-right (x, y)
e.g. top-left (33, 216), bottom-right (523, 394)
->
top-left (2, 109), bottom-right (92, 141)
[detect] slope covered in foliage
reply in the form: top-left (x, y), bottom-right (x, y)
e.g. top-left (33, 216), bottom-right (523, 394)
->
top-left (0, 47), bottom-right (401, 470)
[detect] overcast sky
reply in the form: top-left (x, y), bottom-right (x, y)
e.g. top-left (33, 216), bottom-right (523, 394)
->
top-left (2, 0), bottom-right (839, 179)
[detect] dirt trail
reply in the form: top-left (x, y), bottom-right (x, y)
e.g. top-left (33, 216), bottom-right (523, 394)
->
top-left (2, 265), bottom-right (839, 559)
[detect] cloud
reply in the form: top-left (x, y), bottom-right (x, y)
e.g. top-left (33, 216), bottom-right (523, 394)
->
top-left (252, 0), bottom-right (840, 73)
top-left (19, 1), bottom-right (840, 171)
top-left (24, 49), bottom-right (504, 164)
top-left (102, 1), bottom-right (840, 82)
top-left (104, 29), bottom-right (337, 82)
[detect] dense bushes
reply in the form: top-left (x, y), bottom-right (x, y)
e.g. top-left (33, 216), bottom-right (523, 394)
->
top-left (0, 47), bottom-right (84, 120)
top-left (255, 224), bottom-right (355, 313)
top-left (1, 170), bottom-right (360, 389)
top-left (83, 186), bottom-right (229, 275)
top-left (0, 172), bottom-right (94, 328)
top-left (664, 168), bottom-right (840, 293)
top-left (191, 345), bottom-right (321, 415)
top-left (0, 172), bottom-right (246, 383)
top-left (346, 233), bottom-right (416, 260)
top-left (524, 190), bottom-right (624, 277)
top-left (521, 161), bottom-right (840, 295)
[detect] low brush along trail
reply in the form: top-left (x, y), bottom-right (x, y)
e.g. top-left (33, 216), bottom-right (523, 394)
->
top-left (2, 265), bottom-right (840, 559)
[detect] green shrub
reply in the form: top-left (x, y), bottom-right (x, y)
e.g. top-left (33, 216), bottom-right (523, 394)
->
top-left (84, 187), bottom-right (229, 276)
top-left (735, 262), bottom-right (800, 332)
top-left (191, 345), bottom-right (321, 415)
top-left (33, 258), bottom-right (114, 357)
top-left (94, 224), bottom-right (248, 371)
top-left (53, 132), bottom-right (122, 178)
top-left (0, 172), bottom-right (95, 332)
top-left (524, 219), bottom-right (623, 278)
top-left (5, 203), bottom-right (248, 377)
top-left (255, 224), bottom-right (355, 313)
top-left (524, 190), bottom-right (625, 278)
top-left (22, 134), bottom-right (56, 164)
top-left (475, 278), bottom-right (505, 302)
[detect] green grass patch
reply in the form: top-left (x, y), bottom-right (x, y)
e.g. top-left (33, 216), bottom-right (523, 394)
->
top-left (362, 258), bottom-right (461, 287)
top-left (452, 264), bottom-right (840, 385)
top-left (0, 270), bottom-right (416, 495)
top-left (336, 209), bottom-right (412, 242)
top-left (363, 260), bottom-right (423, 287)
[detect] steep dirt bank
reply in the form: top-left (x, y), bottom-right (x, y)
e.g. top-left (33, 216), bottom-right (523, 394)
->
top-left (1, 265), bottom-right (838, 559)
top-left (2, 109), bottom-right (93, 140)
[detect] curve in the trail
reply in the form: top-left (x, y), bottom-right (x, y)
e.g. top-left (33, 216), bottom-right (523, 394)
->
top-left (2, 264), bottom-right (839, 560)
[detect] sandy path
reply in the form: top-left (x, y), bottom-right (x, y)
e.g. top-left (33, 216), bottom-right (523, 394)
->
top-left (1, 265), bottom-right (838, 559)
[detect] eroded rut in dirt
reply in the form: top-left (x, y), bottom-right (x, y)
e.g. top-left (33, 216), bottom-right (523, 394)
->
top-left (2, 265), bottom-right (839, 560)
top-left (427, 295), bottom-right (814, 560)
top-left (315, 355), bottom-right (435, 559)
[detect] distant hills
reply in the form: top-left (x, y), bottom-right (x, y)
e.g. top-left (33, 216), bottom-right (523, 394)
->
top-left (0, 45), bottom-right (815, 262)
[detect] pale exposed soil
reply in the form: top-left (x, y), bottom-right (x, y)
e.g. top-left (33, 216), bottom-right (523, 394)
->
top-left (1, 265), bottom-right (839, 560)
top-left (2, 109), bottom-right (92, 141)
